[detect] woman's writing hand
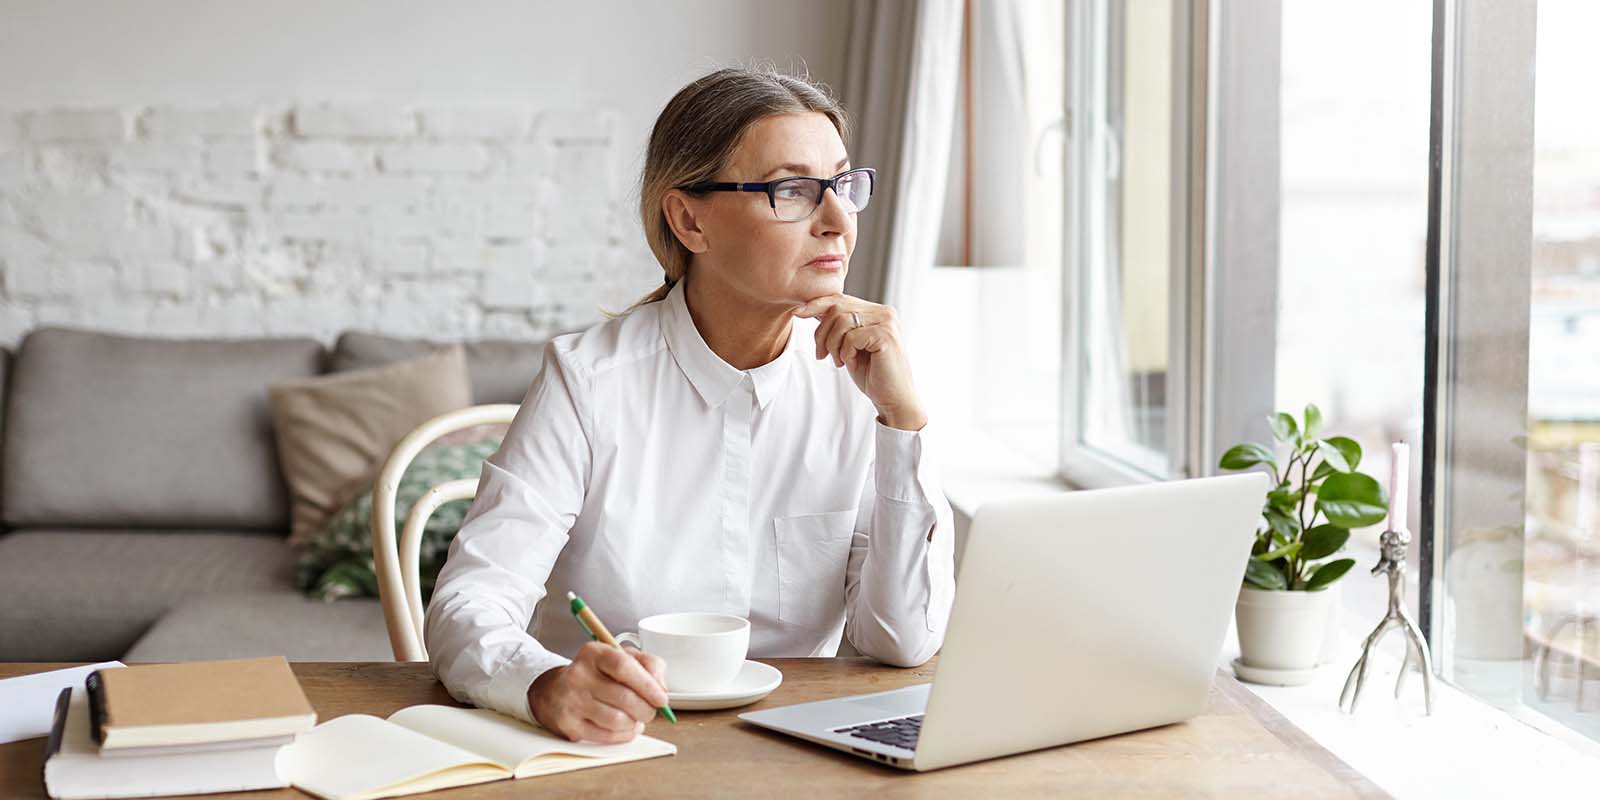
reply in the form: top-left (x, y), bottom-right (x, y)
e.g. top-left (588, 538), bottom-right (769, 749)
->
top-left (527, 642), bottom-right (669, 743)
top-left (793, 294), bottom-right (927, 431)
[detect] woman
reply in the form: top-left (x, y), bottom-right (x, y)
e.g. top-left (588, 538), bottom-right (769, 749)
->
top-left (425, 67), bottom-right (955, 744)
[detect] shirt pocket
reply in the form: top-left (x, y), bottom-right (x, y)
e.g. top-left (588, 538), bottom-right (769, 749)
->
top-left (774, 509), bottom-right (858, 628)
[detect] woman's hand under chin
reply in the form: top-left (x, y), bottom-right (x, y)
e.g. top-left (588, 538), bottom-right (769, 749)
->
top-left (792, 294), bottom-right (928, 431)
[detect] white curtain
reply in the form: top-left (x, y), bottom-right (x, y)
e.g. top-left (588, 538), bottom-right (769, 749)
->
top-left (840, 0), bottom-right (965, 319)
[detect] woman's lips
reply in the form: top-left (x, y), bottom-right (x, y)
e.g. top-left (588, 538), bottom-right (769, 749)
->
top-left (807, 256), bottom-right (845, 271)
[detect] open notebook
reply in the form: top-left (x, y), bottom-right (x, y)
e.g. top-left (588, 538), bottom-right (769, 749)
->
top-left (279, 704), bottom-right (676, 800)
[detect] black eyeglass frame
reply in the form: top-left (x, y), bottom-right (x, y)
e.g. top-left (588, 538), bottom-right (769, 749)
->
top-left (679, 167), bottom-right (876, 220)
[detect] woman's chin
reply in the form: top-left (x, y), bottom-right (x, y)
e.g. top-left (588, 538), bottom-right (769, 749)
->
top-left (796, 268), bottom-right (847, 296)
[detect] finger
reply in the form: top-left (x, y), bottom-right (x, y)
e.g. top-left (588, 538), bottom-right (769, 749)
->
top-left (572, 714), bottom-right (638, 744)
top-left (793, 294), bottom-right (845, 319)
top-left (595, 645), bottom-right (671, 708)
top-left (814, 304), bottom-right (851, 361)
top-left (576, 640), bottom-right (616, 665)
top-left (840, 326), bottom-right (880, 371)
top-left (814, 306), bottom-right (839, 360)
top-left (633, 650), bottom-right (669, 688)
top-left (826, 307), bottom-right (870, 368)
top-left (582, 696), bottom-right (637, 733)
top-left (593, 677), bottom-right (658, 723)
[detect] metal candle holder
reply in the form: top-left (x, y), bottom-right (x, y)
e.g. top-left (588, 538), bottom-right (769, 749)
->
top-left (1338, 526), bottom-right (1435, 715)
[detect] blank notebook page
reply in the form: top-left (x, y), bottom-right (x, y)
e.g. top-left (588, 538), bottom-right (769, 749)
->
top-left (279, 714), bottom-right (505, 800)
top-left (387, 705), bottom-right (676, 777)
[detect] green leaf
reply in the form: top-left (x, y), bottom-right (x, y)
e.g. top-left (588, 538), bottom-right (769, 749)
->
top-left (1263, 507), bottom-right (1301, 540)
top-left (1245, 559), bottom-right (1288, 590)
top-left (1255, 541), bottom-right (1303, 562)
top-left (1323, 436), bottom-right (1362, 471)
top-left (1300, 524), bottom-right (1350, 560)
top-left (1220, 443), bottom-right (1276, 471)
top-left (1316, 472), bottom-right (1389, 529)
top-left (1303, 404), bottom-right (1323, 441)
top-left (1269, 412), bottom-right (1300, 445)
top-left (1316, 439), bottom-right (1353, 473)
top-left (1305, 558), bottom-right (1356, 590)
top-left (1266, 486), bottom-right (1301, 515)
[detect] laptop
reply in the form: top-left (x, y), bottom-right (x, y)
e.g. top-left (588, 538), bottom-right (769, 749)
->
top-left (739, 472), bottom-right (1270, 771)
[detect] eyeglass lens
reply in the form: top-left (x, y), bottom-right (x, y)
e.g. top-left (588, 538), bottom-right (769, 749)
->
top-left (770, 171), bottom-right (872, 221)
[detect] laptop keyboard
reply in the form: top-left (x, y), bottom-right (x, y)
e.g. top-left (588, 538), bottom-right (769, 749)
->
top-left (834, 714), bottom-right (923, 750)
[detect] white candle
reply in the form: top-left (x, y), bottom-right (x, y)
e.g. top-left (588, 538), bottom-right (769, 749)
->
top-left (1388, 441), bottom-right (1409, 532)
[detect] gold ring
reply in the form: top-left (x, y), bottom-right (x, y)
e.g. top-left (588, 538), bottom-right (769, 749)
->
top-left (851, 311), bottom-right (862, 329)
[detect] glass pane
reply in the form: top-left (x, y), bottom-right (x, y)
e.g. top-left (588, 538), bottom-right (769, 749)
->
top-left (1521, 0), bottom-right (1600, 738)
top-left (1274, 0), bottom-right (1431, 622)
top-left (1436, 0), bottom-right (1600, 747)
top-left (968, 0), bottom-right (1064, 469)
top-left (1076, 0), bottom-right (1179, 477)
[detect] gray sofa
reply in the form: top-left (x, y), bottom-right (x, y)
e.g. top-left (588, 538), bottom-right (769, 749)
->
top-left (0, 327), bottom-right (546, 663)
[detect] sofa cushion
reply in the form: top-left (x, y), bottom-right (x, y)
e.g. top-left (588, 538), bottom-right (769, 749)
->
top-left (329, 331), bottom-right (550, 405)
top-left (270, 346), bottom-right (473, 546)
top-left (0, 529), bottom-right (296, 661)
top-left (1, 328), bottom-right (324, 529)
top-left (123, 591), bottom-right (394, 662)
top-left (297, 433), bottom-right (502, 602)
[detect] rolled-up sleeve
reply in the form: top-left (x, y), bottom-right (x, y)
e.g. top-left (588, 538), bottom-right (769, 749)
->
top-left (424, 341), bottom-right (590, 725)
top-left (843, 419), bottom-right (957, 667)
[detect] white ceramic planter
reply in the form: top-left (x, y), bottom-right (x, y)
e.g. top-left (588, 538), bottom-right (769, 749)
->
top-left (1318, 581), bottom-right (1343, 665)
top-left (1235, 586), bottom-right (1336, 671)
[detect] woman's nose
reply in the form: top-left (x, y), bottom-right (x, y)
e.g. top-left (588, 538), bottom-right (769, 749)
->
top-left (812, 186), bottom-right (853, 234)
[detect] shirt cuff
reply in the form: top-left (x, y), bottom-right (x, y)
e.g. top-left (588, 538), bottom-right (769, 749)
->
top-left (486, 647), bottom-right (573, 727)
top-left (874, 418), bottom-right (939, 505)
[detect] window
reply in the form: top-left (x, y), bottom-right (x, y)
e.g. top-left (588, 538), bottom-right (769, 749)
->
top-left (1062, 0), bottom-right (1201, 485)
top-left (1274, 1), bottom-right (1432, 622)
top-left (1429, 0), bottom-right (1600, 743)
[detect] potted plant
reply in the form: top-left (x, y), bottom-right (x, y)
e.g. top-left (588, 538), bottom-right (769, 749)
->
top-left (1218, 403), bottom-right (1389, 683)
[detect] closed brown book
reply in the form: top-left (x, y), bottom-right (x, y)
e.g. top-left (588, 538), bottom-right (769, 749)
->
top-left (87, 656), bottom-right (317, 750)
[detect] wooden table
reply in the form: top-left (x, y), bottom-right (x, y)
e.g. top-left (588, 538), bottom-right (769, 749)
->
top-left (1, 659), bottom-right (1387, 798)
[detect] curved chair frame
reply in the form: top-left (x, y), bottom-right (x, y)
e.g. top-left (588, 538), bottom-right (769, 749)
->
top-left (372, 403), bottom-right (519, 662)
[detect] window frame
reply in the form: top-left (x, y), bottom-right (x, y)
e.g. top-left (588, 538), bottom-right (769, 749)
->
top-left (1060, 0), bottom-right (1280, 489)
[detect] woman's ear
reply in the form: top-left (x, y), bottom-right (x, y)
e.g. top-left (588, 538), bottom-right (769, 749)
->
top-left (662, 189), bottom-right (710, 254)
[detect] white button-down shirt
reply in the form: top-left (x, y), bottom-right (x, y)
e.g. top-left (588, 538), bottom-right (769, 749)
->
top-left (424, 280), bottom-right (956, 725)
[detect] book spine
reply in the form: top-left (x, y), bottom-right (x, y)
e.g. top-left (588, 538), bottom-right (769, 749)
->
top-left (85, 669), bottom-right (108, 746)
top-left (45, 687), bottom-right (71, 759)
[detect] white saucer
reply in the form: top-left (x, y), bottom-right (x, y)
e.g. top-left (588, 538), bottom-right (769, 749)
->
top-left (1231, 657), bottom-right (1317, 687)
top-left (667, 660), bottom-right (783, 711)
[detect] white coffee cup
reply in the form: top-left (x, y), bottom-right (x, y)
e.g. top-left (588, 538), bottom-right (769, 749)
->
top-left (614, 612), bottom-right (749, 693)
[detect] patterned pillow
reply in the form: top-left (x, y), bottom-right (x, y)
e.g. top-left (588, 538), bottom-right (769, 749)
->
top-left (295, 430), bottom-right (504, 602)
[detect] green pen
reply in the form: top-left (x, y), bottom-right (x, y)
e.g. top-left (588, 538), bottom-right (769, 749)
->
top-left (567, 591), bottom-right (677, 723)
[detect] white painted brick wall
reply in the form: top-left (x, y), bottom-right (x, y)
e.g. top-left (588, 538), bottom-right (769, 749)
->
top-left (0, 114), bottom-right (22, 151)
top-left (25, 109), bottom-right (130, 141)
top-left (534, 110), bottom-right (617, 144)
top-left (205, 141), bottom-right (267, 174)
top-left (273, 141), bottom-right (364, 172)
top-left (291, 105), bottom-right (416, 139)
top-left (141, 107), bottom-right (259, 139)
top-left (0, 103), bottom-right (660, 348)
top-left (378, 143), bottom-right (490, 174)
top-left (422, 108), bottom-right (531, 140)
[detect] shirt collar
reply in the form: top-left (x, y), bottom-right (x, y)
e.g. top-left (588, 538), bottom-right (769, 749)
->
top-left (660, 279), bottom-right (805, 411)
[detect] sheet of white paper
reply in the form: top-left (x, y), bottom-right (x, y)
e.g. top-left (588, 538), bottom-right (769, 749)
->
top-left (0, 661), bottom-right (125, 744)
top-left (387, 705), bottom-right (672, 772)
top-left (278, 714), bottom-right (505, 800)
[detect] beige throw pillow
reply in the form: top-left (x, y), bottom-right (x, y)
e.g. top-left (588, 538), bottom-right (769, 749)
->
top-left (269, 345), bottom-right (472, 546)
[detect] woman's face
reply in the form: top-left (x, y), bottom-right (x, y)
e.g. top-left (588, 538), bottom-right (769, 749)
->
top-left (678, 111), bottom-right (856, 309)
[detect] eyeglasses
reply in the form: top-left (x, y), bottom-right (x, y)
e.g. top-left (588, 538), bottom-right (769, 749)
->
top-left (680, 167), bottom-right (876, 222)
